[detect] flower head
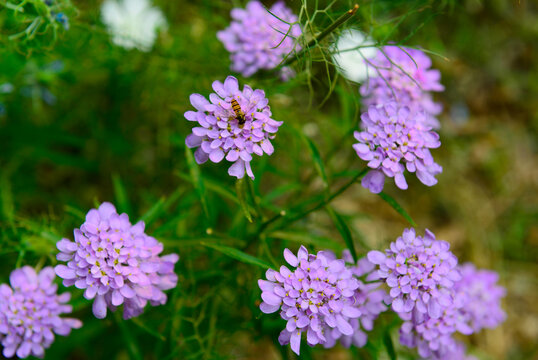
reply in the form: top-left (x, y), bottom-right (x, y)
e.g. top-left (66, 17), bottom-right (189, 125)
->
top-left (454, 263), bottom-right (506, 332)
top-left (101, 0), bottom-right (167, 52)
top-left (258, 246), bottom-right (361, 355)
top-left (185, 76), bottom-right (283, 179)
top-left (0, 266), bottom-right (82, 359)
top-left (399, 298), bottom-right (471, 359)
top-left (367, 228), bottom-right (460, 319)
top-left (331, 29), bottom-right (377, 83)
top-left (217, 0), bottom-right (302, 79)
top-left (55, 202), bottom-right (179, 320)
top-left (353, 102), bottom-right (442, 193)
top-left (398, 264), bottom-right (504, 359)
top-left (323, 252), bottom-right (388, 349)
top-left (360, 46), bottom-right (444, 128)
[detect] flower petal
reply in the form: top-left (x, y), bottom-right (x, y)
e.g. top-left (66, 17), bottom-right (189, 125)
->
top-left (55, 265), bottom-right (77, 280)
top-left (92, 294), bottom-right (107, 319)
top-left (283, 249), bottom-right (298, 267)
top-left (367, 250), bottom-right (386, 265)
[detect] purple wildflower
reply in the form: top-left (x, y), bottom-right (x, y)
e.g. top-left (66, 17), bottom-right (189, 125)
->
top-left (367, 228), bottom-right (460, 319)
top-left (353, 102), bottom-right (442, 193)
top-left (258, 246), bottom-right (361, 355)
top-left (401, 314), bottom-right (476, 360)
top-left (360, 46), bottom-right (444, 129)
top-left (454, 263), bottom-right (506, 332)
top-left (54, 202), bottom-right (179, 320)
top-left (398, 263), bottom-right (505, 359)
top-left (0, 266), bottom-right (82, 359)
top-left (185, 76), bottom-right (283, 179)
top-left (217, 0), bottom-right (302, 79)
top-left (399, 293), bottom-right (472, 359)
top-left (324, 252), bottom-right (388, 349)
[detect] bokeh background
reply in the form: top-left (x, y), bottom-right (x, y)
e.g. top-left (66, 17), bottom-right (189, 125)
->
top-left (0, 0), bottom-right (537, 359)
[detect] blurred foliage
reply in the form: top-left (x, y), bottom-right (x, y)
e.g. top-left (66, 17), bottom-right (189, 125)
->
top-left (0, 0), bottom-right (537, 359)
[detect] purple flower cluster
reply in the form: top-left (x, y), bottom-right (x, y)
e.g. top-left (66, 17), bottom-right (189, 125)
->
top-left (367, 228), bottom-right (460, 318)
top-left (399, 292), bottom-right (472, 359)
top-left (0, 266), bottom-right (82, 359)
top-left (185, 76), bottom-right (283, 179)
top-left (323, 251), bottom-right (388, 349)
top-left (360, 46), bottom-right (444, 129)
top-left (54, 202), bottom-right (179, 320)
top-left (368, 228), bottom-right (505, 359)
top-left (454, 263), bottom-right (506, 332)
top-left (217, 0), bottom-right (302, 79)
top-left (258, 246), bottom-right (362, 355)
top-left (398, 264), bottom-right (505, 359)
top-left (353, 102), bottom-right (442, 193)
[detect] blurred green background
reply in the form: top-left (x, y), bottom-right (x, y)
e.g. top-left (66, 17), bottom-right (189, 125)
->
top-left (0, 0), bottom-right (537, 359)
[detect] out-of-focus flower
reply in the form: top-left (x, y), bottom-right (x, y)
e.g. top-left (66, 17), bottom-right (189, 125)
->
top-left (399, 297), bottom-right (471, 359)
top-left (185, 76), bottom-right (282, 179)
top-left (330, 29), bottom-right (377, 83)
top-left (353, 102), bottom-right (442, 193)
top-left (217, 0), bottom-right (302, 79)
top-left (360, 46), bottom-right (444, 128)
top-left (454, 263), bottom-right (506, 332)
top-left (258, 246), bottom-right (361, 355)
top-left (55, 13), bottom-right (69, 30)
top-left (1, 83), bottom-right (13, 115)
top-left (101, 0), bottom-right (167, 52)
top-left (398, 263), bottom-right (505, 359)
top-left (367, 228), bottom-right (460, 318)
top-left (0, 83), bottom-right (14, 94)
top-left (0, 266), bottom-right (82, 359)
top-left (324, 252), bottom-right (388, 349)
top-left (55, 202), bottom-right (179, 320)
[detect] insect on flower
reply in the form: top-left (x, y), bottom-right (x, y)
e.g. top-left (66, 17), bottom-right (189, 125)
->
top-left (184, 76), bottom-right (283, 179)
top-left (231, 98), bottom-right (246, 125)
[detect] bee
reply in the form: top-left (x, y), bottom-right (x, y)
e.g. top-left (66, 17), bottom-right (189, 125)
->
top-left (231, 98), bottom-right (246, 125)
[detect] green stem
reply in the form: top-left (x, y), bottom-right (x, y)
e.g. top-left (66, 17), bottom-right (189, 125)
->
top-left (114, 312), bottom-right (143, 360)
top-left (0, 1), bottom-right (24, 12)
top-left (284, 4), bottom-right (360, 66)
top-left (259, 167), bottom-right (368, 233)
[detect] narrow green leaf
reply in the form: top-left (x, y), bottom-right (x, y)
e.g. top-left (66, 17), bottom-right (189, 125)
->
top-left (139, 188), bottom-right (184, 225)
top-left (201, 242), bottom-right (272, 270)
top-left (114, 312), bottom-right (143, 360)
top-left (64, 205), bottom-right (86, 221)
top-left (235, 178), bottom-right (253, 223)
top-left (17, 219), bottom-right (61, 245)
top-left (111, 173), bottom-right (131, 214)
top-left (0, 174), bottom-right (14, 225)
top-left (160, 236), bottom-right (246, 248)
top-left (262, 182), bottom-right (301, 203)
top-left (176, 171), bottom-right (239, 204)
top-left (268, 230), bottom-right (344, 252)
top-left (326, 206), bottom-right (358, 262)
top-left (378, 192), bottom-right (417, 226)
top-left (131, 317), bottom-right (166, 341)
top-left (184, 147), bottom-right (209, 217)
top-left (383, 330), bottom-right (397, 360)
top-left (23, 235), bottom-right (55, 255)
top-left (302, 135), bottom-right (329, 189)
top-left (140, 196), bottom-right (166, 224)
top-left (139, 197), bottom-right (166, 225)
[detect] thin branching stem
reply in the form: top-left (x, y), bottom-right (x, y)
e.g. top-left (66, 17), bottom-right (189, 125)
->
top-left (284, 4), bottom-right (360, 66)
top-left (258, 167), bottom-right (368, 234)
